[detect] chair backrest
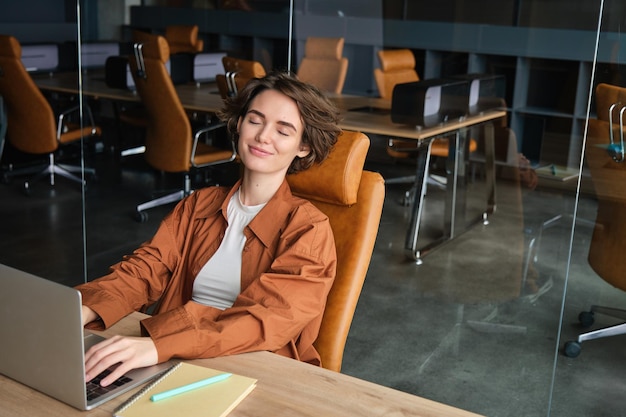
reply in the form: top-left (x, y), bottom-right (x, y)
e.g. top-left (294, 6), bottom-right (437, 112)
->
top-left (129, 35), bottom-right (192, 173)
top-left (0, 35), bottom-right (57, 155)
top-left (165, 25), bottom-right (204, 54)
top-left (586, 83), bottom-right (626, 290)
top-left (216, 56), bottom-right (266, 98)
top-left (296, 37), bottom-right (349, 94)
top-left (374, 49), bottom-right (419, 100)
top-left (287, 130), bottom-right (385, 372)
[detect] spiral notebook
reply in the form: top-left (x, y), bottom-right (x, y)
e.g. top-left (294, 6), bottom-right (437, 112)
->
top-left (113, 362), bottom-right (257, 417)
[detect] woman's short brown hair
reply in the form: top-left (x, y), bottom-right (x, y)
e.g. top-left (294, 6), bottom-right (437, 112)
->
top-left (217, 71), bottom-right (342, 174)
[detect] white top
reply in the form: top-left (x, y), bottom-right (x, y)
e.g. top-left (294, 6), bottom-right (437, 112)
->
top-left (192, 190), bottom-right (265, 310)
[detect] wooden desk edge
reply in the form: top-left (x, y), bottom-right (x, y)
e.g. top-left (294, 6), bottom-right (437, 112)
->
top-left (95, 313), bottom-right (485, 417)
top-left (0, 312), bottom-right (484, 417)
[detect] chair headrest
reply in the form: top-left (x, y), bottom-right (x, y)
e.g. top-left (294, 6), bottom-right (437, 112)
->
top-left (287, 131), bottom-right (369, 206)
top-left (0, 35), bottom-right (21, 59)
top-left (305, 37), bottom-right (345, 60)
top-left (378, 49), bottom-right (416, 72)
top-left (222, 56), bottom-right (266, 78)
top-left (137, 35), bottom-right (170, 64)
top-left (165, 25), bottom-right (199, 44)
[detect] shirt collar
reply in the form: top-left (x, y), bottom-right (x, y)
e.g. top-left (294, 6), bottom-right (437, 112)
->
top-left (247, 179), bottom-right (294, 248)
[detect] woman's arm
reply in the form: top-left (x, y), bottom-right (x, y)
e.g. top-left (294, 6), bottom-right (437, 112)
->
top-left (76, 191), bottom-right (207, 328)
top-left (81, 305), bottom-right (99, 326)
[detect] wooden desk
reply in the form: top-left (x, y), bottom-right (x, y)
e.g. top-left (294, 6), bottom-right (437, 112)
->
top-left (33, 71), bottom-right (225, 113)
top-left (338, 98), bottom-right (505, 263)
top-left (34, 72), bottom-right (504, 263)
top-left (0, 312), bottom-right (483, 417)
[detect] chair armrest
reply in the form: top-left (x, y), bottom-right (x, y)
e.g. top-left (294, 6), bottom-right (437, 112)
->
top-left (190, 122), bottom-right (237, 167)
top-left (56, 104), bottom-right (98, 140)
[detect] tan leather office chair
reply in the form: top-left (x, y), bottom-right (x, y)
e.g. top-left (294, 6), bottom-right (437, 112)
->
top-left (165, 25), bottom-right (204, 54)
top-left (374, 49), bottom-right (420, 101)
top-left (0, 35), bottom-right (100, 192)
top-left (287, 130), bottom-right (385, 372)
top-left (216, 56), bottom-right (266, 98)
top-left (297, 37), bottom-right (348, 94)
top-left (563, 83), bottom-right (626, 357)
top-left (129, 35), bottom-right (236, 222)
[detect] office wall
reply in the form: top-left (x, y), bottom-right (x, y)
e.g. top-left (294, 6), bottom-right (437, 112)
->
top-left (301, 0), bottom-right (624, 31)
top-left (0, 0), bottom-right (78, 43)
top-left (97, 0), bottom-right (139, 40)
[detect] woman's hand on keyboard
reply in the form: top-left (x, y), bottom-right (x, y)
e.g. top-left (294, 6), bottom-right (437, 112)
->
top-left (84, 335), bottom-right (158, 387)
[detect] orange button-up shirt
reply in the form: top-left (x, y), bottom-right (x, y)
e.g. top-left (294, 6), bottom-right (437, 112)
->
top-left (77, 179), bottom-right (337, 366)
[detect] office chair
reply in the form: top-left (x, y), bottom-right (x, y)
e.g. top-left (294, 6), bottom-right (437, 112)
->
top-left (0, 35), bottom-right (100, 192)
top-left (374, 49), bottom-right (477, 203)
top-left (296, 37), bottom-right (348, 94)
top-left (216, 56), bottom-right (266, 98)
top-left (563, 83), bottom-right (626, 357)
top-left (287, 130), bottom-right (385, 372)
top-left (129, 35), bottom-right (236, 222)
top-left (164, 25), bottom-right (204, 54)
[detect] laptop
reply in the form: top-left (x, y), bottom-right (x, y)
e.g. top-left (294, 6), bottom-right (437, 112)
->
top-left (0, 263), bottom-right (173, 410)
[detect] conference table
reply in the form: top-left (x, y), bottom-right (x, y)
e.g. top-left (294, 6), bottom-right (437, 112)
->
top-left (0, 312), bottom-right (483, 417)
top-left (33, 70), bottom-right (505, 263)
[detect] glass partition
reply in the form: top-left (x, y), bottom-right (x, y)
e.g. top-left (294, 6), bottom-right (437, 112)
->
top-left (290, 1), bottom-right (611, 416)
top-left (551, 1), bottom-right (626, 415)
top-left (0, 1), bottom-right (620, 415)
top-left (0, 0), bottom-right (86, 286)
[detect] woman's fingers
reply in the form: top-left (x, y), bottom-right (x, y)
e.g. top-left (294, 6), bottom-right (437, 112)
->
top-left (84, 336), bottom-right (158, 386)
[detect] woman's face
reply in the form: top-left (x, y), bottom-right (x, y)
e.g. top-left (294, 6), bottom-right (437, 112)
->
top-left (237, 89), bottom-right (310, 178)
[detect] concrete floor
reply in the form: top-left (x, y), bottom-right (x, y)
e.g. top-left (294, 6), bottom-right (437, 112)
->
top-left (1, 140), bottom-right (626, 417)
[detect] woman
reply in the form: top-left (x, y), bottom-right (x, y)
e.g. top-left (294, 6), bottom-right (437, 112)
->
top-left (77, 72), bottom-right (342, 387)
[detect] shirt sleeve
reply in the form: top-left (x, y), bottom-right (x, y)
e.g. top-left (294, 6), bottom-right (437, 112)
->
top-left (76, 195), bottom-right (195, 329)
top-left (140, 204), bottom-right (337, 362)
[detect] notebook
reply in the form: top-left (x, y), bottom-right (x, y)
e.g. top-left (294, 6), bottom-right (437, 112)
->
top-left (0, 263), bottom-right (173, 410)
top-left (113, 362), bottom-right (257, 417)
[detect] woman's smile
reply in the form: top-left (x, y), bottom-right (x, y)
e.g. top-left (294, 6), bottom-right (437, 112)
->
top-left (248, 144), bottom-right (274, 157)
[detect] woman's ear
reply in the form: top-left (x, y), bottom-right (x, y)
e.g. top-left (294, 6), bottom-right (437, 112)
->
top-left (297, 143), bottom-right (311, 159)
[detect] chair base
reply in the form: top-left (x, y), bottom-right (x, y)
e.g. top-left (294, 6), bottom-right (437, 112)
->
top-left (563, 305), bottom-right (626, 358)
top-left (135, 173), bottom-right (192, 222)
top-left (3, 153), bottom-right (95, 191)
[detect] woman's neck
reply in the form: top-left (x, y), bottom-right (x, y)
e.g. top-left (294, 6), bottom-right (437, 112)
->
top-left (239, 171), bottom-right (285, 206)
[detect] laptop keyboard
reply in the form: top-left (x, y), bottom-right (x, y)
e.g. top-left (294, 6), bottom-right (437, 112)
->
top-left (86, 368), bottom-right (133, 401)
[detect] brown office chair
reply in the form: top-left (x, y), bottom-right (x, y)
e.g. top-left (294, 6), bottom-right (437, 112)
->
top-left (216, 56), bottom-right (266, 98)
top-left (164, 25), bottom-right (204, 54)
top-left (296, 37), bottom-right (348, 94)
top-left (129, 35), bottom-right (236, 222)
top-left (0, 35), bottom-right (100, 192)
top-left (374, 49), bottom-right (420, 101)
top-left (287, 130), bottom-right (385, 372)
top-left (117, 30), bottom-right (206, 159)
top-left (563, 83), bottom-right (626, 357)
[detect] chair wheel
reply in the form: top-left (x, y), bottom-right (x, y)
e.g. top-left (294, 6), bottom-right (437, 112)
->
top-left (135, 210), bottom-right (148, 223)
top-left (578, 311), bottom-right (594, 327)
top-left (563, 341), bottom-right (581, 358)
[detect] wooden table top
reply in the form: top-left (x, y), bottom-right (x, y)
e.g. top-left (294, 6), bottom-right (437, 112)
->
top-left (34, 71), bottom-right (505, 142)
top-left (0, 312), bottom-right (484, 417)
top-left (33, 70), bottom-right (225, 113)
